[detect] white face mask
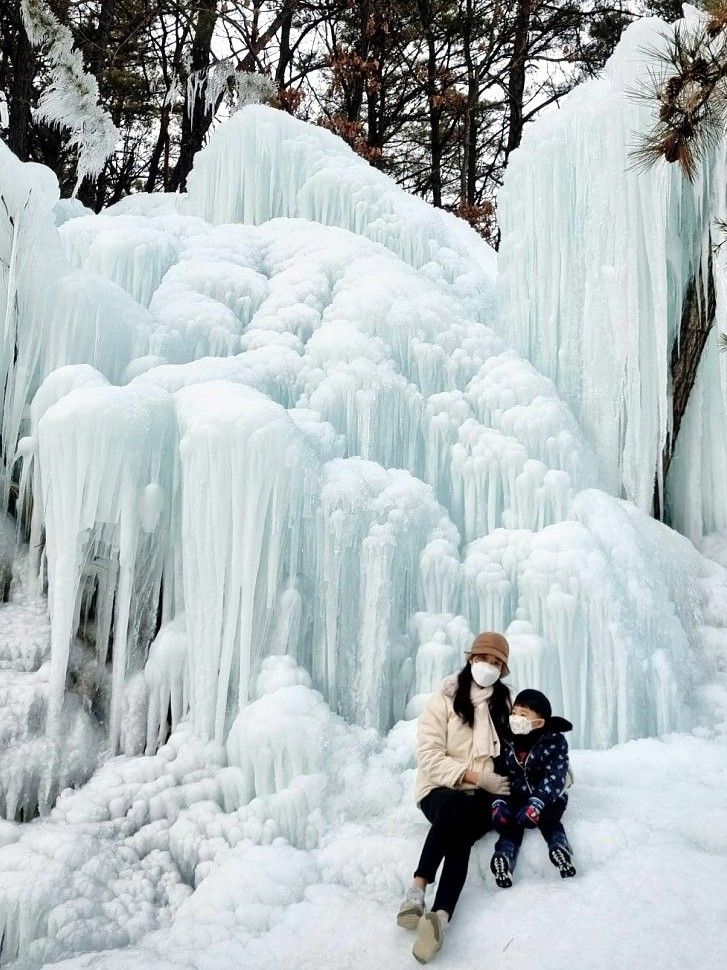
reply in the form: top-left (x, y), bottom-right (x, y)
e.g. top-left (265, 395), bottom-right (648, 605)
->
top-left (470, 661), bottom-right (500, 688)
top-left (509, 714), bottom-right (535, 735)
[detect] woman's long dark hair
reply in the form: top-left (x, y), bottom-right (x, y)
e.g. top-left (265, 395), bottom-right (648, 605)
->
top-left (453, 662), bottom-right (511, 738)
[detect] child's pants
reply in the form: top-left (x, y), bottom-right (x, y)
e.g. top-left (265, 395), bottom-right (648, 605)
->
top-left (494, 795), bottom-right (571, 869)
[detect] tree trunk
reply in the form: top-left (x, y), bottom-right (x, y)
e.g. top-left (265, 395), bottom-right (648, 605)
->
top-left (168, 0), bottom-right (219, 192)
top-left (145, 103), bottom-right (171, 192)
top-left (365, 14), bottom-right (387, 165)
top-left (654, 255), bottom-right (716, 520)
top-left (505, 0), bottom-right (531, 161)
top-left (344, 0), bottom-right (369, 124)
top-left (7, 6), bottom-right (34, 161)
top-left (416, 0), bottom-right (442, 209)
top-left (427, 37), bottom-right (442, 207)
top-left (168, 0), bottom-right (295, 191)
top-left (88, 0), bottom-right (116, 82)
top-left (276, 5), bottom-right (294, 88)
top-left (461, 0), bottom-right (478, 206)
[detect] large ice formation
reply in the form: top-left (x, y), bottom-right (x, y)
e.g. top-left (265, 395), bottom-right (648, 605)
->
top-left (497, 10), bottom-right (727, 539)
top-left (0, 11), bottom-right (726, 965)
top-left (2, 108), bottom-right (712, 764)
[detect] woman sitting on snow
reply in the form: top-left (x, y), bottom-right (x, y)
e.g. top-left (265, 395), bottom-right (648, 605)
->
top-left (397, 632), bottom-right (512, 964)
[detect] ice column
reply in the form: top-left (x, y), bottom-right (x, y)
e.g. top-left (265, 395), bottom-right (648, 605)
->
top-left (0, 144), bottom-right (147, 508)
top-left (175, 382), bottom-right (319, 742)
top-left (313, 458), bottom-right (448, 729)
top-left (497, 15), bottom-right (718, 519)
top-left (38, 383), bottom-right (176, 752)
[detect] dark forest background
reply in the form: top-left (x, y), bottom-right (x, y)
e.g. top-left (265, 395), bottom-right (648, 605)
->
top-left (1, 0), bottom-right (683, 243)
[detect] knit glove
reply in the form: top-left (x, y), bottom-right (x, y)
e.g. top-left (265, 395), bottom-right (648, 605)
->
top-left (491, 799), bottom-right (514, 831)
top-left (516, 797), bottom-right (545, 828)
top-left (477, 768), bottom-right (510, 796)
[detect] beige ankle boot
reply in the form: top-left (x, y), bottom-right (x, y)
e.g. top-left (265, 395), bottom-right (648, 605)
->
top-left (397, 895), bottom-right (425, 930)
top-left (412, 910), bottom-right (447, 963)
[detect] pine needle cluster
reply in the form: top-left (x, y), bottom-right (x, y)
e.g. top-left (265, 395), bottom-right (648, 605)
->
top-left (635, 4), bottom-right (727, 179)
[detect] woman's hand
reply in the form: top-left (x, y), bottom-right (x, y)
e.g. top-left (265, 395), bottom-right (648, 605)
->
top-left (476, 768), bottom-right (511, 795)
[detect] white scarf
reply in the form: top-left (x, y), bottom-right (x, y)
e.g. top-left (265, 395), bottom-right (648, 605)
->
top-left (442, 674), bottom-right (501, 759)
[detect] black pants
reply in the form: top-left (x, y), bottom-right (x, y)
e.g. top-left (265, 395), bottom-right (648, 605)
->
top-left (494, 795), bottom-right (571, 869)
top-left (414, 787), bottom-right (494, 918)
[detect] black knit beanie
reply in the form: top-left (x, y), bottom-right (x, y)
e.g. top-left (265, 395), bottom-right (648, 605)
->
top-left (514, 688), bottom-right (552, 721)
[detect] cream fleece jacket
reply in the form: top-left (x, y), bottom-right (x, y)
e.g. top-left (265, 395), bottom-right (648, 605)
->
top-left (414, 684), bottom-right (497, 805)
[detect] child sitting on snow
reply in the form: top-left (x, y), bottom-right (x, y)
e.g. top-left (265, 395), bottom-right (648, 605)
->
top-left (489, 688), bottom-right (576, 887)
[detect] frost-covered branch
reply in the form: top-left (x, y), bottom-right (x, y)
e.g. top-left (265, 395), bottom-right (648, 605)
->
top-left (186, 59), bottom-right (275, 120)
top-left (20, 0), bottom-right (119, 192)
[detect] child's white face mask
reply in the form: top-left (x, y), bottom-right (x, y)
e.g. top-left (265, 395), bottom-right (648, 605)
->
top-left (509, 714), bottom-right (535, 735)
top-left (470, 661), bottom-right (500, 688)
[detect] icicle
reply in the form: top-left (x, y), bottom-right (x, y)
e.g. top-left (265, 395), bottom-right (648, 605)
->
top-left (497, 15), bottom-right (721, 525)
top-left (38, 382), bottom-right (176, 753)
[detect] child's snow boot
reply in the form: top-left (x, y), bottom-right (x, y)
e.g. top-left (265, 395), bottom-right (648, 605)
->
top-left (412, 910), bottom-right (447, 964)
top-left (549, 845), bottom-right (576, 878)
top-left (397, 884), bottom-right (425, 930)
top-left (490, 851), bottom-right (513, 888)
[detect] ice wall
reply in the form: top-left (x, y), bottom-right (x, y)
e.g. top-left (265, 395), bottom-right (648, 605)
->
top-left (0, 90), bottom-right (721, 809)
top-left (0, 142), bottom-right (148, 513)
top-left (497, 11), bottom-right (727, 538)
top-left (183, 106), bottom-right (497, 325)
top-left (1, 27), bottom-right (727, 970)
top-left (667, 138), bottom-right (727, 537)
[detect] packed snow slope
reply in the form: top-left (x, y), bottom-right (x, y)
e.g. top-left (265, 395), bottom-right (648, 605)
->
top-left (0, 13), bottom-right (726, 965)
top-left (498, 9), bottom-right (727, 539)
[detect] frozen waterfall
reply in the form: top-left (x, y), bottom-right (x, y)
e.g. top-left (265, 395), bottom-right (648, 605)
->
top-left (0, 99), bottom-right (718, 801)
top-left (0, 15), bottom-right (726, 966)
top-left (497, 11), bottom-right (727, 539)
